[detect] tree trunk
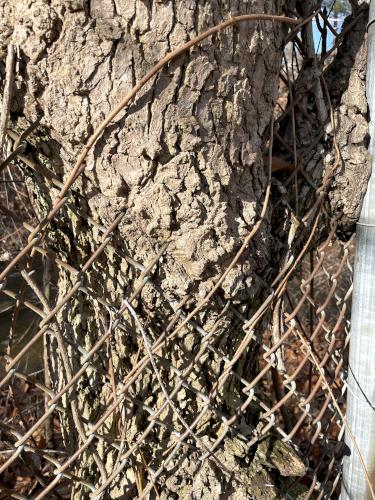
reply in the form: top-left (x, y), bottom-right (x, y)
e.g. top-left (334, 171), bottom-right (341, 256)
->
top-left (1, 0), bottom-right (369, 498)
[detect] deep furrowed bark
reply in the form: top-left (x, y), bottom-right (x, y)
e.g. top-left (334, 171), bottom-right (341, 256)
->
top-left (1, 0), bottom-right (368, 498)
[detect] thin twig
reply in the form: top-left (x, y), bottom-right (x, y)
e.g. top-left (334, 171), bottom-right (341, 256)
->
top-left (0, 44), bottom-right (15, 154)
top-left (295, 328), bottom-right (375, 500)
top-left (124, 299), bottom-right (235, 481)
top-left (0, 144), bottom-right (26, 173)
top-left (0, 13), bottom-right (307, 286)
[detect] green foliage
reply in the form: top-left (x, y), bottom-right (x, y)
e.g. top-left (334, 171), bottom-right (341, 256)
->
top-left (323, 0), bottom-right (351, 16)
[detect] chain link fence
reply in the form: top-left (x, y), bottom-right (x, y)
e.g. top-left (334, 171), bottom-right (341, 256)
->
top-left (0, 3), bottom-right (369, 499)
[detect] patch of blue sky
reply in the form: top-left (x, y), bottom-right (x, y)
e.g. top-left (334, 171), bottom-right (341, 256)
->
top-left (312, 16), bottom-right (345, 53)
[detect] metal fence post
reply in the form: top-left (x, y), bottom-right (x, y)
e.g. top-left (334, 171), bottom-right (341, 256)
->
top-left (341, 2), bottom-right (375, 498)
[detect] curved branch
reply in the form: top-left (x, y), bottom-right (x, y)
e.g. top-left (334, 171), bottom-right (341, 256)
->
top-left (0, 12), bottom-right (311, 284)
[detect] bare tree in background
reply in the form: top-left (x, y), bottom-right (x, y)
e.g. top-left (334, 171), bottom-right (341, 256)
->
top-left (0, 0), bottom-right (371, 498)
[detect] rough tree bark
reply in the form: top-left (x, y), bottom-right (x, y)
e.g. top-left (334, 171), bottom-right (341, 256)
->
top-left (0, 0), bottom-right (371, 499)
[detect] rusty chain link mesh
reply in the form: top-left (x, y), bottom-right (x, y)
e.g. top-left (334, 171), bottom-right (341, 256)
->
top-left (0, 4), bottom-right (365, 499)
